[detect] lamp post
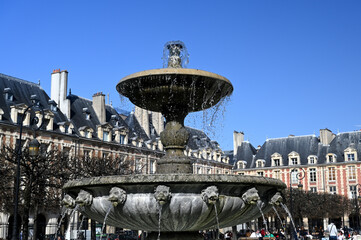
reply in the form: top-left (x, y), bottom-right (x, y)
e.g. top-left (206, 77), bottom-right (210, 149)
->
top-left (11, 104), bottom-right (44, 240)
top-left (289, 167), bottom-right (306, 240)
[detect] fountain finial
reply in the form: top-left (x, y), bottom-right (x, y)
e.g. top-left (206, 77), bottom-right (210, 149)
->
top-left (163, 40), bottom-right (189, 68)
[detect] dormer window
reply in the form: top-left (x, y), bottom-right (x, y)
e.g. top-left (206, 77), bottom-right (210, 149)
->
top-left (103, 131), bottom-right (109, 141)
top-left (344, 147), bottom-right (357, 161)
top-left (48, 100), bottom-right (57, 112)
top-left (308, 155), bottom-right (318, 164)
top-left (4, 88), bottom-right (13, 101)
top-left (256, 159), bottom-right (265, 168)
top-left (0, 108), bottom-right (3, 120)
top-left (288, 151), bottom-right (300, 166)
top-left (271, 152), bottom-right (283, 167)
top-left (83, 108), bottom-right (91, 120)
top-left (120, 135), bottom-right (125, 144)
top-left (30, 95), bottom-right (40, 106)
top-left (58, 122), bottom-right (73, 134)
top-left (327, 153), bottom-right (337, 163)
top-left (237, 160), bottom-right (247, 169)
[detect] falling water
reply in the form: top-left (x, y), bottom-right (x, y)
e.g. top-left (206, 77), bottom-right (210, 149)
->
top-left (157, 204), bottom-right (163, 240)
top-left (66, 205), bottom-right (79, 239)
top-left (100, 205), bottom-right (113, 240)
top-left (55, 206), bottom-right (67, 239)
top-left (77, 215), bottom-right (85, 239)
top-left (272, 206), bottom-right (285, 230)
top-left (214, 204), bottom-right (220, 235)
top-left (257, 203), bottom-right (269, 233)
top-left (280, 202), bottom-right (298, 240)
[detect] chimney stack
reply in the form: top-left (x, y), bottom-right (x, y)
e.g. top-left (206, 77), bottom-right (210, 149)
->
top-left (134, 106), bottom-right (150, 138)
top-left (233, 131), bottom-right (244, 157)
top-left (319, 128), bottom-right (335, 145)
top-left (50, 69), bottom-right (70, 118)
top-left (92, 92), bottom-right (106, 124)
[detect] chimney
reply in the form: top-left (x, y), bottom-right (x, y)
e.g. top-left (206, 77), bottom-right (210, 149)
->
top-left (134, 106), bottom-right (150, 138)
top-left (51, 69), bottom-right (70, 118)
top-left (319, 128), bottom-right (335, 145)
top-left (92, 92), bottom-right (106, 124)
top-left (151, 111), bottom-right (164, 135)
top-left (233, 131), bottom-right (244, 157)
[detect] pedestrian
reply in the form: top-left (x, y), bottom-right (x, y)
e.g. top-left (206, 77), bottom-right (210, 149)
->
top-left (337, 230), bottom-right (345, 240)
top-left (328, 222), bottom-right (338, 240)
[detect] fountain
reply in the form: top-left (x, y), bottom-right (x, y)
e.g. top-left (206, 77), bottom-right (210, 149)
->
top-left (63, 41), bottom-right (287, 240)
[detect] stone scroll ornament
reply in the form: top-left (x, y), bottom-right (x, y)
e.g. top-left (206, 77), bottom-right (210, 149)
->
top-left (154, 185), bottom-right (172, 205)
top-left (75, 190), bottom-right (93, 207)
top-left (201, 186), bottom-right (219, 205)
top-left (62, 194), bottom-right (76, 209)
top-left (108, 187), bottom-right (127, 207)
top-left (241, 187), bottom-right (260, 205)
top-left (269, 192), bottom-right (283, 206)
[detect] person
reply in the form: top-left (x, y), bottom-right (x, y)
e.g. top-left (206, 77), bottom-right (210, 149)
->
top-left (245, 230), bottom-right (252, 237)
top-left (337, 230), bottom-right (345, 240)
top-left (264, 231), bottom-right (275, 238)
top-left (328, 222), bottom-right (338, 240)
top-left (250, 230), bottom-right (263, 240)
top-left (318, 226), bottom-right (324, 239)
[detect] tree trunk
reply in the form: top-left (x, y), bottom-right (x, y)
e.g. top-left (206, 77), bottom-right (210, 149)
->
top-left (32, 202), bottom-right (39, 240)
top-left (23, 177), bottom-right (32, 240)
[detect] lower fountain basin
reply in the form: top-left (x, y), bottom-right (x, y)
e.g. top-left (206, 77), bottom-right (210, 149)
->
top-left (63, 174), bottom-right (286, 231)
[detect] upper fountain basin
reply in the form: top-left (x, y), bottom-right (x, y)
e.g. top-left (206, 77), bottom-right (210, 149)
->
top-left (63, 174), bottom-right (286, 231)
top-left (116, 68), bottom-right (233, 113)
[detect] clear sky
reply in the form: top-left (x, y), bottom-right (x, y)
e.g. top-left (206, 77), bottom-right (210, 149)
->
top-left (1, 1), bottom-right (361, 151)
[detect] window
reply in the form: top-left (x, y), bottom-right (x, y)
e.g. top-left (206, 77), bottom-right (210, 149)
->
top-left (256, 160), bottom-right (265, 168)
top-left (308, 155), bottom-right (317, 164)
top-left (84, 150), bottom-right (90, 158)
top-left (309, 168), bottom-right (317, 182)
top-left (4, 88), bottom-right (13, 101)
top-left (207, 168), bottom-right (211, 174)
top-left (120, 135), bottom-right (125, 144)
top-left (350, 185), bottom-right (357, 198)
top-left (238, 172), bottom-right (244, 175)
top-left (347, 153), bottom-right (355, 161)
top-left (288, 152), bottom-right (300, 166)
top-left (150, 160), bottom-right (155, 174)
top-left (257, 171), bottom-right (264, 176)
top-left (328, 167), bottom-right (336, 182)
top-left (103, 131), bottom-right (109, 141)
top-left (327, 154), bottom-right (336, 163)
top-left (291, 169), bottom-right (298, 184)
top-left (291, 158), bottom-right (298, 165)
top-left (197, 167), bottom-right (201, 174)
top-left (274, 159), bottom-right (280, 166)
top-left (273, 170), bottom-right (281, 179)
top-left (310, 187), bottom-right (317, 193)
top-left (348, 166), bottom-right (356, 180)
top-left (329, 186), bottom-right (336, 194)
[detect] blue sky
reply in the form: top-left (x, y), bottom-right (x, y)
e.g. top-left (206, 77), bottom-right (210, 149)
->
top-left (1, 1), bottom-right (361, 151)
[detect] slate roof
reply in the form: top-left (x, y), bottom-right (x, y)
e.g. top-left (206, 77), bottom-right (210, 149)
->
top-left (186, 127), bottom-right (222, 151)
top-left (67, 94), bottom-right (129, 138)
top-left (238, 131), bottom-right (361, 169)
top-left (0, 73), bottom-right (69, 132)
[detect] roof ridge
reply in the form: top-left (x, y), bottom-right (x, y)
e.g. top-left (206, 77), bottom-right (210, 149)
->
top-left (336, 130), bottom-right (361, 135)
top-left (0, 73), bottom-right (43, 90)
top-left (266, 134), bottom-right (316, 141)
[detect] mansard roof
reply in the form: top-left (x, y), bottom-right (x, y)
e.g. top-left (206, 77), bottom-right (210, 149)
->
top-left (234, 142), bottom-right (257, 166)
top-left (0, 73), bottom-right (69, 132)
top-left (327, 131), bottom-right (361, 162)
top-left (124, 112), bottom-right (151, 141)
top-left (67, 94), bottom-right (129, 138)
top-left (186, 127), bottom-right (222, 151)
top-left (253, 135), bottom-right (320, 168)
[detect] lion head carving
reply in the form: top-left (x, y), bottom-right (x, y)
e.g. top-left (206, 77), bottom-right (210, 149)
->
top-left (62, 194), bottom-right (76, 209)
top-left (75, 190), bottom-right (93, 207)
top-left (154, 185), bottom-right (171, 205)
top-left (242, 187), bottom-right (260, 205)
top-left (201, 186), bottom-right (219, 205)
top-left (269, 192), bottom-right (283, 206)
top-left (108, 187), bottom-right (127, 207)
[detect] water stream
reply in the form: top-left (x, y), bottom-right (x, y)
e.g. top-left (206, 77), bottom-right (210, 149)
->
top-left (66, 205), bottom-right (79, 239)
top-left (257, 203), bottom-right (269, 233)
top-left (77, 214), bottom-right (85, 239)
top-left (272, 206), bottom-right (285, 230)
top-left (100, 205), bottom-right (113, 240)
top-left (214, 204), bottom-right (220, 237)
top-left (55, 206), bottom-right (67, 239)
top-left (280, 202), bottom-right (298, 240)
top-left (157, 204), bottom-right (163, 240)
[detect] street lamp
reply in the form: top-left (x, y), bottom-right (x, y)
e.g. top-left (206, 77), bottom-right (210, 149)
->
top-left (289, 167), bottom-right (306, 240)
top-left (11, 104), bottom-right (44, 240)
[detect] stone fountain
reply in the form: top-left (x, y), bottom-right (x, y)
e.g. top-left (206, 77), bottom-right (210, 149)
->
top-left (63, 41), bottom-right (286, 240)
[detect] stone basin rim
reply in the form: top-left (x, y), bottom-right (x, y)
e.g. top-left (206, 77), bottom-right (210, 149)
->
top-left (117, 68), bottom-right (231, 85)
top-left (63, 174), bottom-right (286, 189)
